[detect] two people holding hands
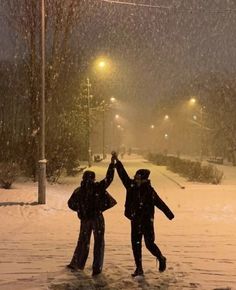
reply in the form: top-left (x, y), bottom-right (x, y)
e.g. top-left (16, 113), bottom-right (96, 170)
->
top-left (67, 152), bottom-right (174, 277)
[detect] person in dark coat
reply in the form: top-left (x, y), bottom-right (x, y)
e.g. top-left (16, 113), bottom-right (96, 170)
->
top-left (67, 156), bottom-right (116, 276)
top-left (112, 152), bottom-right (174, 277)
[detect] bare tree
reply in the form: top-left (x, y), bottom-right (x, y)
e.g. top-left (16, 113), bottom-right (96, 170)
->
top-left (1, 0), bottom-right (86, 178)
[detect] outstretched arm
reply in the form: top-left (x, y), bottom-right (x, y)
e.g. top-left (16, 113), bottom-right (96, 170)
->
top-left (99, 159), bottom-right (115, 189)
top-left (152, 189), bottom-right (174, 220)
top-left (115, 158), bottom-right (131, 189)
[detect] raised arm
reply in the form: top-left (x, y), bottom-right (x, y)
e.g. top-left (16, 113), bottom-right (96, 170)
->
top-left (99, 161), bottom-right (115, 189)
top-left (115, 159), bottom-right (132, 189)
top-left (152, 188), bottom-right (174, 220)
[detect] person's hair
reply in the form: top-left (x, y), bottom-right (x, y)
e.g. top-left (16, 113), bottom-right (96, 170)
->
top-left (82, 170), bottom-right (95, 181)
top-left (134, 169), bottom-right (150, 180)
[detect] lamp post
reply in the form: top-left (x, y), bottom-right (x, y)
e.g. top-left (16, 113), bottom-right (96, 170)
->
top-left (38, 0), bottom-right (46, 204)
top-left (101, 98), bottom-right (118, 158)
top-left (95, 59), bottom-right (110, 159)
top-left (87, 78), bottom-right (92, 167)
top-left (189, 97), bottom-right (204, 161)
top-left (101, 101), bottom-right (106, 159)
top-left (199, 106), bottom-right (204, 161)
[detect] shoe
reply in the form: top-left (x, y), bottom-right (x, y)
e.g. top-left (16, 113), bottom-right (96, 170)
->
top-left (92, 269), bottom-right (102, 276)
top-left (131, 268), bottom-right (144, 277)
top-left (158, 256), bottom-right (166, 272)
top-left (66, 264), bottom-right (84, 271)
top-left (66, 264), bottom-right (77, 271)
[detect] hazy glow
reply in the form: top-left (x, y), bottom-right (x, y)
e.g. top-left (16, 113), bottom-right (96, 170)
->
top-left (190, 97), bottom-right (197, 105)
top-left (98, 61), bottom-right (106, 68)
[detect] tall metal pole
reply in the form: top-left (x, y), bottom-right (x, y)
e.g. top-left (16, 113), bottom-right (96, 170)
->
top-left (87, 78), bottom-right (92, 167)
top-left (102, 103), bottom-right (105, 159)
top-left (200, 106), bottom-right (203, 162)
top-left (38, 0), bottom-right (46, 204)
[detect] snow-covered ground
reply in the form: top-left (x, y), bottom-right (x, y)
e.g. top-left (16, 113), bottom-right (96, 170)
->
top-left (0, 155), bottom-right (236, 290)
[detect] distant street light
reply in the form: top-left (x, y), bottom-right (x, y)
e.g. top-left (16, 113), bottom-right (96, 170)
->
top-left (115, 114), bottom-right (120, 120)
top-left (164, 115), bottom-right (169, 120)
top-left (150, 124), bottom-right (155, 129)
top-left (190, 97), bottom-right (197, 105)
top-left (188, 97), bottom-right (204, 161)
top-left (110, 97), bottom-right (116, 103)
top-left (98, 61), bottom-right (106, 68)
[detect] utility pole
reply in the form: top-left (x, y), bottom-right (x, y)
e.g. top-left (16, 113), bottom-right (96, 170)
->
top-left (87, 78), bottom-right (92, 167)
top-left (38, 0), bottom-right (47, 204)
top-left (200, 106), bottom-right (203, 162)
top-left (102, 102), bottom-right (106, 159)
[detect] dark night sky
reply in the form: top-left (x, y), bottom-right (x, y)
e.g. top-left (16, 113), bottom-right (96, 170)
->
top-left (0, 0), bottom-right (236, 129)
top-left (74, 0), bottom-right (236, 102)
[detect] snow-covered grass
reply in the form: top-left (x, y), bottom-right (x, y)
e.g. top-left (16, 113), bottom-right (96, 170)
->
top-left (0, 155), bottom-right (236, 290)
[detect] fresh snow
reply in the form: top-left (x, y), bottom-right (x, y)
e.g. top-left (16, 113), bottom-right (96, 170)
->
top-left (0, 155), bottom-right (236, 290)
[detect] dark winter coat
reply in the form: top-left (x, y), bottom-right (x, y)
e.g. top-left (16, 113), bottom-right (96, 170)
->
top-left (115, 160), bottom-right (174, 221)
top-left (68, 163), bottom-right (116, 219)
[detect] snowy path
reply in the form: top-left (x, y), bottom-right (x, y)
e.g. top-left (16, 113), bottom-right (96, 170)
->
top-left (0, 157), bottom-right (236, 290)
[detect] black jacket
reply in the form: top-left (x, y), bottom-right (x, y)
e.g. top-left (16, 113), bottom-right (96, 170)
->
top-left (115, 160), bottom-right (174, 221)
top-left (68, 163), bottom-right (116, 219)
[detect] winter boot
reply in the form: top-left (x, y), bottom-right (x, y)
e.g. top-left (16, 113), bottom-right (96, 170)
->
top-left (66, 264), bottom-right (84, 271)
top-left (92, 268), bottom-right (102, 276)
top-left (131, 268), bottom-right (144, 277)
top-left (158, 256), bottom-right (166, 272)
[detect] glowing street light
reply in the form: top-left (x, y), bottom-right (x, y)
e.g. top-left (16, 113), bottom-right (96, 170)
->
top-left (115, 114), bottom-right (120, 120)
top-left (190, 97), bottom-right (197, 105)
top-left (150, 124), bottom-right (155, 129)
top-left (98, 60), bottom-right (106, 68)
top-left (110, 97), bottom-right (116, 103)
top-left (164, 115), bottom-right (169, 120)
top-left (164, 133), bottom-right (168, 139)
top-left (188, 97), bottom-right (205, 161)
top-left (94, 57), bottom-right (110, 75)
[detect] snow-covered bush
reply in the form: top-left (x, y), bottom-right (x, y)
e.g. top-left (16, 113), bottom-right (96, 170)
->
top-left (0, 162), bottom-right (20, 189)
top-left (147, 154), bottom-right (223, 184)
top-left (147, 153), bottom-right (167, 166)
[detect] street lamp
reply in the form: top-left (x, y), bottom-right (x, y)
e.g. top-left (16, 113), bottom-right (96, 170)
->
top-left (164, 115), bottom-right (169, 120)
top-left (150, 124), bottom-right (155, 129)
top-left (86, 78), bottom-right (92, 167)
top-left (110, 97), bottom-right (116, 103)
top-left (98, 61), bottom-right (106, 68)
top-left (85, 58), bottom-right (110, 164)
top-left (190, 97), bottom-right (197, 105)
top-left (100, 98), bottom-right (116, 159)
top-left (188, 97), bottom-right (204, 161)
top-left (38, 0), bottom-right (46, 204)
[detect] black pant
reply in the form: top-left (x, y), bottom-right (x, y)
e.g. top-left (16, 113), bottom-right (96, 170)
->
top-left (70, 214), bottom-right (105, 271)
top-left (131, 218), bottom-right (163, 270)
